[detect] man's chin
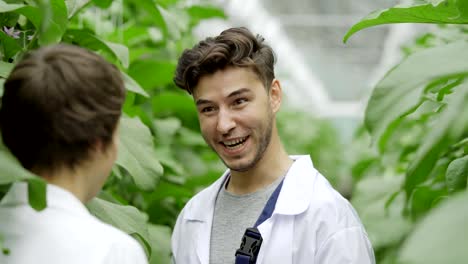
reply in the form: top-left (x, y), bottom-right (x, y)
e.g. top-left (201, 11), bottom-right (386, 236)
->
top-left (224, 160), bottom-right (255, 172)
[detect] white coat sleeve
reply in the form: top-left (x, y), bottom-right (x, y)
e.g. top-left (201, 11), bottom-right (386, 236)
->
top-left (102, 237), bottom-right (149, 264)
top-left (315, 226), bottom-right (375, 264)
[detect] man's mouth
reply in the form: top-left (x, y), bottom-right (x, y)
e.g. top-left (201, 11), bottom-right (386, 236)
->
top-left (221, 136), bottom-right (248, 150)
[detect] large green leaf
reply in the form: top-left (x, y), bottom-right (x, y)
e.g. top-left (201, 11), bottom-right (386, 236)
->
top-left (131, 0), bottom-right (167, 35)
top-left (398, 190), bottom-right (468, 264)
top-left (128, 59), bottom-right (176, 90)
top-left (64, 29), bottom-right (129, 68)
top-left (0, 31), bottom-right (22, 60)
top-left (364, 41), bottom-right (468, 152)
top-left (405, 81), bottom-right (468, 195)
top-left (186, 5), bottom-right (226, 27)
top-left (14, 5), bottom-right (41, 29)
top-left (148, 224), bottom-right (171, 264)
top-left (153, 117), bottom-right (182, 146)
top-left (152, 91), bottom-right (199, 130)
top-left (351, 173), bottom-right (412, 248)
top-left (154, 146), bottom-right (185, 176)
top-left (157, 5), bottom-right (188, 40)
top-left (38, 0), bottom-right (68, 46)
top-left (445, 155), bottom-right (468, 193)
top-left (86, 197), bottom-right (151, 256)
top-left (409, 184), bottom-right (447, 221)
top-left (344, 0), bottom-right (468, 43)
top-left (121, 72), bottom-right (149, 97)
top-left (65, 0), bottom-right (91, 18)
top-left (115, 116), bottom-right (163, 191)
top-left (0, 1), bottom-right (24, 12)
top-left (0, 61), bottom-right (13, 78)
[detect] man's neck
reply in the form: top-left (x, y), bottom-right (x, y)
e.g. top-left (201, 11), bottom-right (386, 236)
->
top-left (33, 166), bottom-right (90, 203)
top-left (226, 139), bottom-right (293, 195)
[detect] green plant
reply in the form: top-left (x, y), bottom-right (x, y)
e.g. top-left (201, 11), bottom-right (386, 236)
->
top-left (345, 1), bottom-right (468, 263)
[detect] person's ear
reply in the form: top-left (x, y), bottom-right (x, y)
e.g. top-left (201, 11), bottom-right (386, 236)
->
top-left (269, 79), bottom-right (282, 113)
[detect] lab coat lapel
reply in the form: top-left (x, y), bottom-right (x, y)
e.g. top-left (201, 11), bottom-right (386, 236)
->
top-left (185, 171), bottom-right (230, 264)
top-left (256, 155), bottom-right (318, 263)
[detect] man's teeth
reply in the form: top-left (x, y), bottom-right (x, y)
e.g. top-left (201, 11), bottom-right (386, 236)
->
top-left (223, 137), bottom-right (247, 148)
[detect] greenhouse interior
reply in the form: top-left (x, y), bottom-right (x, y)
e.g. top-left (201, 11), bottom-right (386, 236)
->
top-left (0, 0), bottom-right (467, 263)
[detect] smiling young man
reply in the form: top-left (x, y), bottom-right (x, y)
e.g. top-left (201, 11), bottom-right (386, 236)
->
top-left (0, 44), bottom-right (147, 264)
top-left (171, 27), bottom-right (375, 264)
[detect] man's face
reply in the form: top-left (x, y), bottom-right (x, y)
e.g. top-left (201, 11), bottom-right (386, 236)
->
top-left (193, 67), bottom-right (279, 172)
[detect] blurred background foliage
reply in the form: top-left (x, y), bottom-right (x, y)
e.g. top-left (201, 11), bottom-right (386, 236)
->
top-left (0, 0), bottom-right (467, 263)
top-left (346, 1), bottom-right (468, 263)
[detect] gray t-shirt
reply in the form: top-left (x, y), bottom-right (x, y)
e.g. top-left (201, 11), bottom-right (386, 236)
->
top-left (209, 176), bottom-right (283, 264)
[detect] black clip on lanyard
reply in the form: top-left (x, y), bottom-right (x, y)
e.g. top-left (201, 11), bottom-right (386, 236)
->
top-left (234, 178), bottom-right (285, 264)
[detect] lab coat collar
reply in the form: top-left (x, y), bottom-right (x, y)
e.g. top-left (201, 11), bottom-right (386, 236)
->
top-left (183, 155), bottom-right (317, 222)
top-left (1, 182), bottom-right (91, 218)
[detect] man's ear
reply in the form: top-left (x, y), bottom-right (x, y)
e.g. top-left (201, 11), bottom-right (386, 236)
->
top-left (269, 79), bottom-right (282, 113)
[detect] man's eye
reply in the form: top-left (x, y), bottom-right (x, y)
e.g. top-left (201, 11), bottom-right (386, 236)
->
top-left (234, 98), bottom-right (248, 105)
top-left (201, 106), bottom-right (214, 113)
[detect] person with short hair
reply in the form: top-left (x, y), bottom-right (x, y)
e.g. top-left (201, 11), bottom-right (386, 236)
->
top-left (0, 44), bottom-right (148, 264)
top-left (171, 27), bottom-right (375, 264)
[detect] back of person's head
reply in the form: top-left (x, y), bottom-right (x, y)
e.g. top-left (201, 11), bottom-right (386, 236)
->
top-left (0, 44), bottom-right (125, 174)
top-left (174, 27), bottom-right (276, 94)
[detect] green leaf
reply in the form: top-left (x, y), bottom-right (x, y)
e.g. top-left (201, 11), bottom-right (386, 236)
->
top-left (0, 31), bottom-right (22, 60)
top-left (152, 91), bottom-right (199, 130)
top-left (364, 41), bottom-right (468, 152)
top-left (64, 29), bottom-right (129, 68)
top-left (122, 72), bottom-right (149, 97)
top-left (91, 0), bottom-right (112, 9)
top-left (446, 155), bottom-right (468, 193)
top-left (409, 184), bottom-right (447, 221)
top-left (115, 116), bottom-right (163, 191)
top-left (0, 148), bottom-right (35, 184)
top-left (154, 147), bottom-right (185, 176)
top-left (177, 127), bottom-right (206, 146)
top-left (14, 5), bottom-right (41, 29)
top-left (153, 117), bottom-right (182, 145)
top-left (344, 0), bottom-right (468, 43)
top-left (86, 197), bottom-right (151, 256)
top-left (128, 59), bottom-right (176, 90)
top-left (0, 61), bottom-right (13, 78)
top-left (38, 0), bottom-right (68, 45)
top-left (186, 5), bottom-right (226, 27)
top-left (351, 173), bottom-right (412, 248)
top-left (148, 224), bottom-right (171, 264)
top-left (405, 80), bottom-right (468, 195)
top-left (65, 0), bottom-right (91, 18)
top-left (0, 1), bottom-right (24, 12)
top-left (0, 11), bottom-right (20, 28)
top-left (398, 190), bottom-right (468, 264)
top-left (0, 144), bottom-right (48, 211)
top-left (157, 5), bottom-right (188, 40)
top-left (131, 0), bottom-right (167, 35)
top-left (27, 177), bottom-right (47, 211)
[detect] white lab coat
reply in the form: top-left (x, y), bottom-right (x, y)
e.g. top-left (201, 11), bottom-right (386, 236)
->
top-left (0, 183), bottom-right (148, 264)
top-left (172, 155), bottom-right (375, 264)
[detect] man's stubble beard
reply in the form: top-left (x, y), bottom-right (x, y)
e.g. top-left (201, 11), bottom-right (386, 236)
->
top-left (210, 111), bottom-right (274, 173)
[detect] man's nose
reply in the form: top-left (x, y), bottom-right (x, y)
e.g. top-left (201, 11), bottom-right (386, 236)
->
top-left (216, 108), bottom-right (236, 134)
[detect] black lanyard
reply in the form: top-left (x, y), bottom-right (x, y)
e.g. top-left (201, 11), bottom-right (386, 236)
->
top-left (234, 178), bottom-right (285, 264)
